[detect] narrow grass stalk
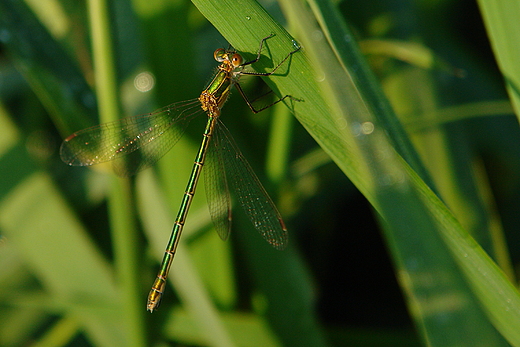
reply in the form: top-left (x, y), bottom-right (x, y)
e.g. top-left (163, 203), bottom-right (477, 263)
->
top-left (87, 0), bottom-right (146, 345)
top-left (193, 0), bottom-right (520, 345)
top-left (266, 102), bottom-right (293, 185)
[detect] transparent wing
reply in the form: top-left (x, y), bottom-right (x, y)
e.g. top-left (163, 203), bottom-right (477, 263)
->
top-left (60, 99), bottom-right (202, 176)
top-left (216, 120), bottom-right (288, 250)
top-left (204, 129), bottom-right (232, 241)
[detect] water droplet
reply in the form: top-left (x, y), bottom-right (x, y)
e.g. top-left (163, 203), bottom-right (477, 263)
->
top-left (361, 121), bottom-right (374, 135)
top-left (134, 71), bottom-right (155, 92)
top-left (245, 16), bottom-right (251, 20)
top-left (312, 30), bottom-right (324, 42)
top-left (291, 40), bottom-right (300, 50)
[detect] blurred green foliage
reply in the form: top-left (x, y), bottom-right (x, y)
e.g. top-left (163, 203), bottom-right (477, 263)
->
top-left (1, 0), bottom-right (520, 346)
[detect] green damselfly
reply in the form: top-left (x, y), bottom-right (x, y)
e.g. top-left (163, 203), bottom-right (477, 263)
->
top-left (60, 34), bottom-right (300, 312)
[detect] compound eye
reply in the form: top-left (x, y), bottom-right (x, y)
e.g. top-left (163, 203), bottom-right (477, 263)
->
top-left (214, 48), bottom-right (226, 62)
top-left (231, 53), bottom-right (243, 67)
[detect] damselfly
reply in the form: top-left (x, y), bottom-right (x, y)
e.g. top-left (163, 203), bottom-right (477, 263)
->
top-left (60, 34), bottom-right (300, 312)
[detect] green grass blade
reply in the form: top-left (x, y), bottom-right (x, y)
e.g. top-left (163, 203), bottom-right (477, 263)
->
top-left (3, 0), bottom-right (519, 345)
top-left (0, 0), bottom-right (97, 135)
top-left (0, 170), bottom-right (124, 346)
top-left (189, 2), bottom-right (329, 346)
top-left (0, 56), bottom-right (124, 347)
top-left (87, 0), bottom-right (146, 345)
top-left (282, 2), bottom-right (506, 344)
top-left (193, 0), bottom-right (520, 345)
top-left (477, 0), bottom-right (520, 124)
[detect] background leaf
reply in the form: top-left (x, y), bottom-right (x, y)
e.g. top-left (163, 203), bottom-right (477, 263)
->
top-left (1, 0), bottom-right (520, 346)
